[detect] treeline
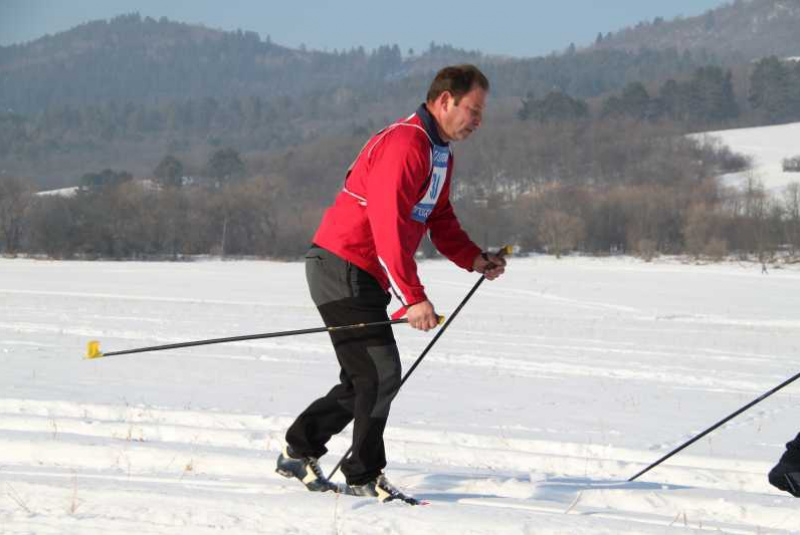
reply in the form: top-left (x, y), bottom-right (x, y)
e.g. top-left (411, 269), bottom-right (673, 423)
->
top-left (748, 56), bottom-right (800, 124)
top-left (450, 118), bottom-right (800, 261)
top-left (0, 13), bottom-right (474, 115)
top-left (1, 169), bottom-right (307, 260)
top-left (2, 13), bottom-right (726, 115)
top-left (496, 177), bottom-right (800, 262)
top-left (3, 119), bottom-right (798, 262)
top-left (592, 0), bottom-right (800, 64)
top-left (0, 141), bottom-right (356, 258)
top-left (4, 13), bottom-right (794, 190)
top-left (519, 57), bottom-right (800, 128)
top-left (484, 46), bottom-right (720, 100)
top-left (3, 13), bottom-right (800, 262)
top-left (0, 14), bottom-right (401, 110)
top-left (3, 57), bottom-right (795, 190)
top-left (0, 94), bottom-right (311, 159)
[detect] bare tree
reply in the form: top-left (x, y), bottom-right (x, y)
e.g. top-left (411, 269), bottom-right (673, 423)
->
top-left (0, 175), bottom-right (35, 255)
top-left (742, 175), bottom-right (772, 262)
top-left (153, 155), bottom-right (184, 189)
top-left (537, 209), bottom-right (586, 258)
top-left (26, 196), bottom-right (76, 258)
top-left (784, 182), bottom-right (800, 257)
top-left (683, 203), bottom-right (716, 258)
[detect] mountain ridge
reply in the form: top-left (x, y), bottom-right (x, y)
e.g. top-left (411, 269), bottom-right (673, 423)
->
top-left (590, 0), bottom-right (800, 60)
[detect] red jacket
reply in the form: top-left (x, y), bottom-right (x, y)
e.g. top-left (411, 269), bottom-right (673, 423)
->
top-left (313, 104), bottom-right (481, 307)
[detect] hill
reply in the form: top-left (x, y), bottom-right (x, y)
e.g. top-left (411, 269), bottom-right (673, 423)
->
top-left (592, 0), bottom-right (800, 61)
top-left (0, 13), bottom-right (482, 115)
top-left (0, 11), bottom-right (738, 188)
top-left (0, 10), bottom-right (743, 117)
top-left (3, 3), bottom-right (800, 263)
top-left (4, 1), bottom-right (799, 119)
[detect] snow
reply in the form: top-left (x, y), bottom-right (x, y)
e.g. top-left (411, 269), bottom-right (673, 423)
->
top-left (36, 187), bottom-right (79, 197)
top-left (695, 121), bottom-right (800, 193)
top-left (2, 255), bottom-right (800, 533)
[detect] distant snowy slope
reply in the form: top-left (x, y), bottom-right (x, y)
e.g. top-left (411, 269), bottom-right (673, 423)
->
top-left (36, 186), bottom-right (79, 197)
top-left (695, 121), bottom-right (800, 193)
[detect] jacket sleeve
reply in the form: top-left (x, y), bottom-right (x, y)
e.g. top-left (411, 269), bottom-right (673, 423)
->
top-left (426, 176), bottom-right (482, 271)
top-left (365, 131), bottom-right (430, 305)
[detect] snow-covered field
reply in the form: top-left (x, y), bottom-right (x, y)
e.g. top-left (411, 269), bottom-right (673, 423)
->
top-left (2, 256), bottom-right (800, 534)
top-left (697, 121), bottom-right (800, 193)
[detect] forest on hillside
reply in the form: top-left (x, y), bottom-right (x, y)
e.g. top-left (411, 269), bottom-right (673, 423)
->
top-left (2, 12), bottom-right (800, 262)
top-left (4, 112), bottom-right (799, 263)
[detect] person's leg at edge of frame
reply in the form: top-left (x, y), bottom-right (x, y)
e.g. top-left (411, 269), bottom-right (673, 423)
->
top-left (769, 432), bottom-right (800, 497)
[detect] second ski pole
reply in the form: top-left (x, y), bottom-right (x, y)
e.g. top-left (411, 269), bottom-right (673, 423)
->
top-left (85, 316), bottom-right (442, 360)
top-left (629, 367), bottom-right (800, 482)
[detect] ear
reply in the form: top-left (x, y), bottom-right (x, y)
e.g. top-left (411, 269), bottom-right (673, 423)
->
top-left (438, 91), bottom-right (454, 112)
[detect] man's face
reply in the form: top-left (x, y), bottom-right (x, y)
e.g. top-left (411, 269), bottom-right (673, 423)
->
top-left (440, 86), bottom-right (487, 142)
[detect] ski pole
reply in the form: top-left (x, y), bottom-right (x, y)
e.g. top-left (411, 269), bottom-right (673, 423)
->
top-left (85, 317), bottom-right (442, 360)
top-left (327, 245), bottom-right (512, 480)
top-left (629, 368), bottom-right (800, 482)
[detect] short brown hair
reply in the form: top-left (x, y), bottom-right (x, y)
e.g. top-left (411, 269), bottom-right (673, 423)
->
top-left (426, 64), bottom-right (489, 104)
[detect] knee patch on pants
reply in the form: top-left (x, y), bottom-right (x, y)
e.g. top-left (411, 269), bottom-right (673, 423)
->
top-left (367, 344), bottom-right (401, 418)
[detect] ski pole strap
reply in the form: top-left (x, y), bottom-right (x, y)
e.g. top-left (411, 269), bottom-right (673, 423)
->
top-left (391, 305), bottom-right (408, 320)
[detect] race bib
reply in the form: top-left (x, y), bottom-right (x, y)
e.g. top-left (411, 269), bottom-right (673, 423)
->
top-left (411, 144), bottom-right (448, 223)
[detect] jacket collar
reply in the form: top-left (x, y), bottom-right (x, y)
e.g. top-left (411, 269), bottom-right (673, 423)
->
top-left (416, 103), bottom-right (449, 147)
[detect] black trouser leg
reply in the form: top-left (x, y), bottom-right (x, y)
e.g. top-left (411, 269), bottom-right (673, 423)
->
top-left (284, 370), bottom-right (356, 458)
top-left (769, 432), bottom-right (800, 496)
top-left (787, 433), bottom-right (800, 451)
top-left (285, 246), bottom-right (401, 485)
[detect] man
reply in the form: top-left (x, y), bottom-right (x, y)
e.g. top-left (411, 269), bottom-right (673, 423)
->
top-left (769, 432), bottom-right (800, 497)
top-left (276, 64), bottom-right (506, 503)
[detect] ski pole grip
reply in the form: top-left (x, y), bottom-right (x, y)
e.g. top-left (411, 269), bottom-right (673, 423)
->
top-left (482, 245), bottom-right (512, 271)
top-left (437, 315), bottom-right (445, 325)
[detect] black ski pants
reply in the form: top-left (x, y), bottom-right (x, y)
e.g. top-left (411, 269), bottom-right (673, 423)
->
top-left (285, 245), bottom-right (401, 485)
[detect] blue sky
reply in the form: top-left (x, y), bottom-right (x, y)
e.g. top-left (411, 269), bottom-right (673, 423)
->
top-left (0, 0), bottom-right (731, 57)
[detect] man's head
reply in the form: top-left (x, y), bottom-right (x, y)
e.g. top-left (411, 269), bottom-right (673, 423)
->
top-left (426, 64), bottom-right (489, 142)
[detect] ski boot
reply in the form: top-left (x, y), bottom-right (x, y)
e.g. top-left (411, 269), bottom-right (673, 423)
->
top-left (275, 445), bottom-right (338, 492)
top-left (346, 473), bottom-right (425, 505)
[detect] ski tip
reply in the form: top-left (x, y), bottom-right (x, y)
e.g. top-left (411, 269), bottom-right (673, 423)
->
top-left (399, 497), bottom-right (429, 506)
top-left (85, 340), bottom-right (104, 359)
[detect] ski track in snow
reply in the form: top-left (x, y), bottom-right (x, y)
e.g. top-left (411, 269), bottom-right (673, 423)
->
top-left (2, 256), bottom-right (800, 534)
top-left (2, 397), bottom-right (799, 533)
